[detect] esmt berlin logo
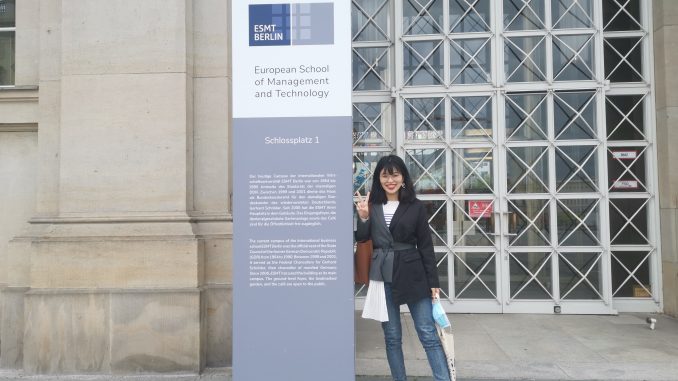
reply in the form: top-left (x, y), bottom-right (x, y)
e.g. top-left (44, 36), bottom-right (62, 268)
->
top-left (249, 3), bottom-right (334, 47)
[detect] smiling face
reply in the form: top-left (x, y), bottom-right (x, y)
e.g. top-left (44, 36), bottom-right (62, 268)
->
top-left (380, 168), bottom-right (403, 201)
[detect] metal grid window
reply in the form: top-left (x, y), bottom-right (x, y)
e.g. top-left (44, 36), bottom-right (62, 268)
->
top-left (352, 0), bottom-right (659, 313)
top-left (602, 0), bottom-right (657, 311)
top-left (0, 0), bottom-right (14, 86)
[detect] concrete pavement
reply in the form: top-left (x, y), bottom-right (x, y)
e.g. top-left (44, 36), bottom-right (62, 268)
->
top-left (0, 312), bottom-right (675, 380)
top-left (356, 312), bottom-right (678, 381)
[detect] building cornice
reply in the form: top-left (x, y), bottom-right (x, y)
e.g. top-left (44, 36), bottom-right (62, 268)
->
top-left (0, 86), bottom-right (39, 102)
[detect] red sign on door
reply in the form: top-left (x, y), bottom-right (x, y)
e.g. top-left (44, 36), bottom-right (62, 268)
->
top-left (468, 200), bottom-right (493, 218)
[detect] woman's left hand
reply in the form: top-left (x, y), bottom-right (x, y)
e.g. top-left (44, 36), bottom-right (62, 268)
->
top-left (431, 288), bottom-right (440, 300)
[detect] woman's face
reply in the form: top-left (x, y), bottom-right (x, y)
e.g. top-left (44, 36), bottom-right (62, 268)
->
top-left (380, 168), bottom-right (403, 199)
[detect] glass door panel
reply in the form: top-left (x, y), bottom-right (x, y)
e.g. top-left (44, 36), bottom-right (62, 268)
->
top-left (611, 249), bottom-right (653, 298)
top-left (451, 200), bottom-right (495, 247)
top-left (450, 96), bottom-right (493, 142)
top-left (452, 148), bottom-right (493, 194)
top-left (454, 251), bottom-right (497, 299)
top-left (506, 146), bottom-right (549, 193)
top-left (508, 199), bottom-right (550, 247)
top-left (509, 251), bottom-right (553, 300)
top-left (558, 252), bottom-right (604, 300)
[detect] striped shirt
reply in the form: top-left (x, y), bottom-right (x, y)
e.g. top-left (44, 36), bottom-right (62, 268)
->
top-left (383, 201), bottom-right (399, 227)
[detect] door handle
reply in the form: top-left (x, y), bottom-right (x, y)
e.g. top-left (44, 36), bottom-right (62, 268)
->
top-left (492, 209), bottom-right (518, 237)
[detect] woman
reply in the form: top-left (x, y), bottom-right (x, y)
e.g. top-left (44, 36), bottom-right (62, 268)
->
top-left (355, 154), bottom-right (450, 381)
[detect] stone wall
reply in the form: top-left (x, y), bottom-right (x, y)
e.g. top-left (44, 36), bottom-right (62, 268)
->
top-left (0, 0), bottom-right (233, 373)
top-left (654, 1), bottom-right (678, 317)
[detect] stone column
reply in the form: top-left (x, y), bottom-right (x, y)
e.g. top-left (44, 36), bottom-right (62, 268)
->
top-left (654, 1), bottom-right (678, 317)
top-left (191, 0), bottom-right (232, 368)
top-left (4, 0), bottom-right (205, 373)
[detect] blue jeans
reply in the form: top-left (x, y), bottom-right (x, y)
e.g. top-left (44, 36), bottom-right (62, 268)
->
top-left (382, 283), bottom-right (450, 381)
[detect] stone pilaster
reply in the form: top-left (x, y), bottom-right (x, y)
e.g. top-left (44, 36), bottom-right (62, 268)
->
top-left (191, 0), bottom-right (232, 367)
top-left (654, 0), bottom-right (678, 317)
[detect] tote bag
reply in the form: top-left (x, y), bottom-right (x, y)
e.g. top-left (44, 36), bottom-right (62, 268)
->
top-left (437, 325), bottom-right (457, 381)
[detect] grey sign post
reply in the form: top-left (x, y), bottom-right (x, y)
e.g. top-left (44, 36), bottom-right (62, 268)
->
top-left (232, 2), bottom-right (354, 380)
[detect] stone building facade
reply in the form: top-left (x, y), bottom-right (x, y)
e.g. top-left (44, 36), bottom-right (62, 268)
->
top-left (0, 0), bottom-right (676, 375)
top-left (1, 0), bottom-right (232, 373)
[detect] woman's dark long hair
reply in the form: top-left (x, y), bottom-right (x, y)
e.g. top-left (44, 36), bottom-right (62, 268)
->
top-left (368, 155), bottom-right (416, 204)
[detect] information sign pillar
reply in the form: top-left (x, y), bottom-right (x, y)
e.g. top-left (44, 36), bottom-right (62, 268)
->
top-left (232, 2), bottom-right (353, 380)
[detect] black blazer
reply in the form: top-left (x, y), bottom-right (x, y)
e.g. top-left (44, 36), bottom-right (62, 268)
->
top-left (356, 198), bottom-right (440, 305)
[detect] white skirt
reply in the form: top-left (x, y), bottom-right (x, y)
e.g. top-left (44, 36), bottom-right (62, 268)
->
top-left (361, 280), bottom-right (389, 322)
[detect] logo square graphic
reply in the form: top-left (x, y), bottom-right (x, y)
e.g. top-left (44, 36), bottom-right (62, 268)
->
top-left (249, 3), bottom-right (334, 47)
top-left (291, 3), bottom-right (334, 46)
top-left (249, 4), bottom-right (291, 46)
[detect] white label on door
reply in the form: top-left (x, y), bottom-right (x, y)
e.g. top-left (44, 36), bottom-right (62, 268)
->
top-left (612, 180), bottom-right (639, 189)
top-left (612, 151), bottom-right (637, 160)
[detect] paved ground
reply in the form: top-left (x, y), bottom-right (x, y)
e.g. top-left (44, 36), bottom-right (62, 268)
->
top-left (356, 311), bottom-right (678, 381)
top-left (0, 312), bottom-right (676, 380)
top-left (355, 378), bottom-right (509, 381)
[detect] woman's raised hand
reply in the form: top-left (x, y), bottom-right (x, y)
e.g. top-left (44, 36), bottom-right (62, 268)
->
top-left (355, 191), bottom-right (370, 220)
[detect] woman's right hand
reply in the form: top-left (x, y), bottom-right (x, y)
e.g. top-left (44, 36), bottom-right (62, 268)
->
top-left (355, 191), bottom-right (370, 220)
